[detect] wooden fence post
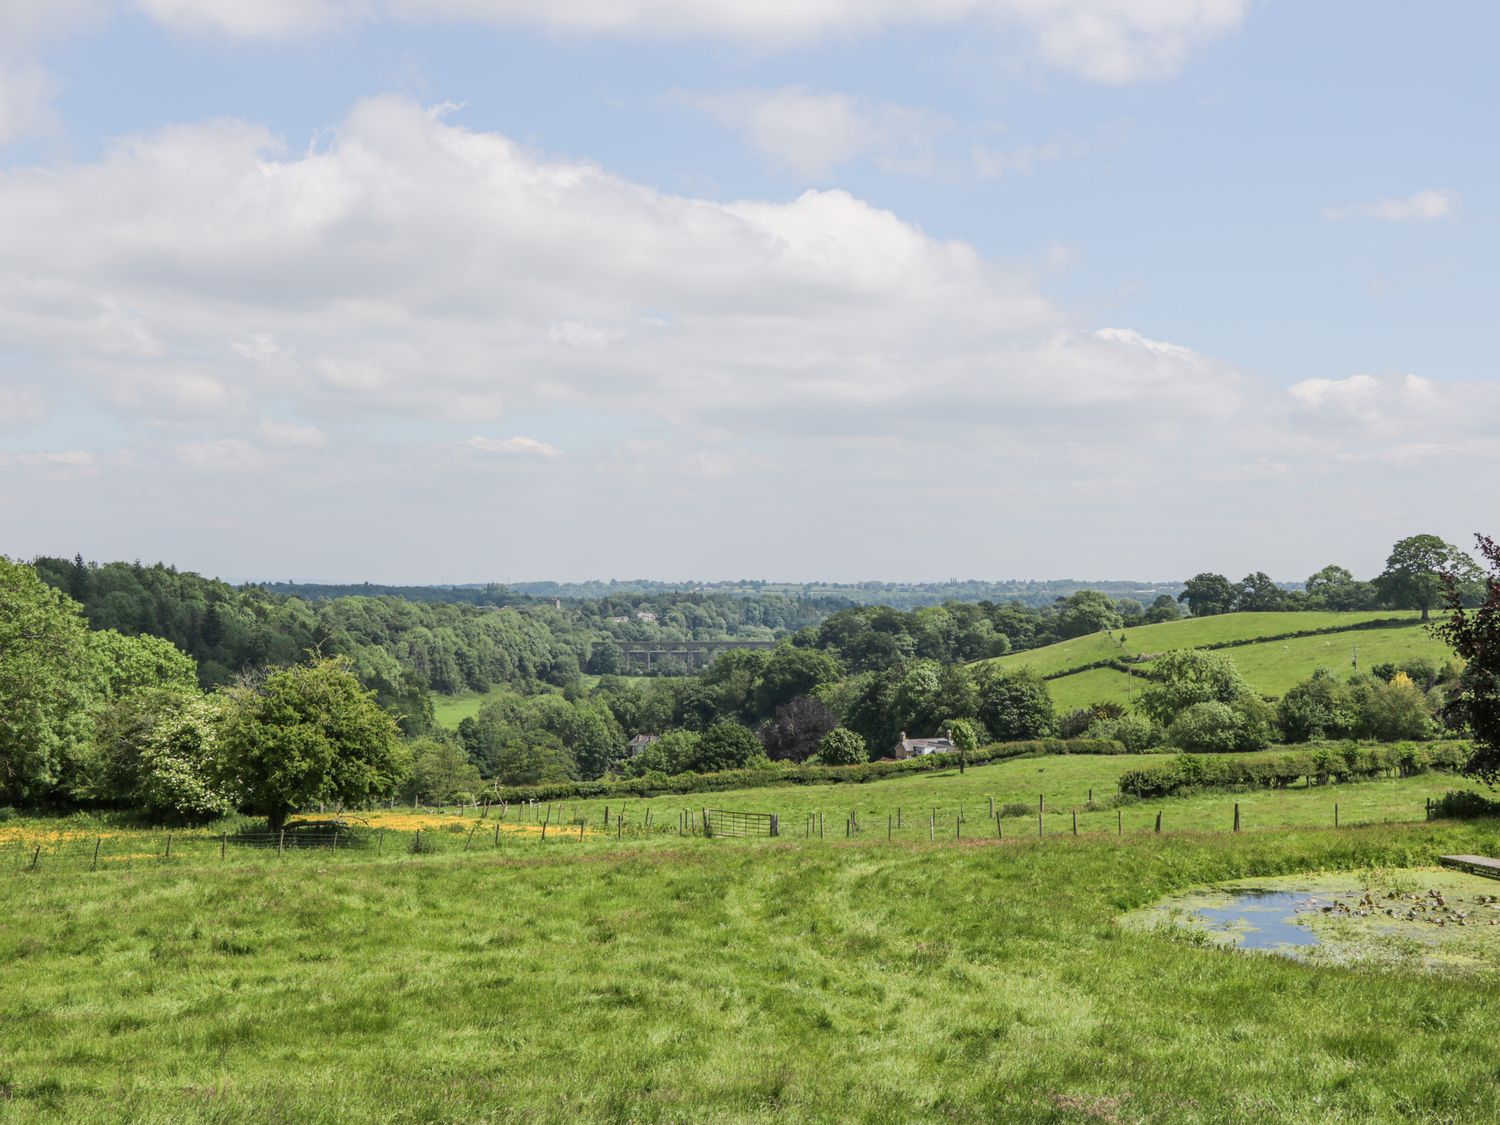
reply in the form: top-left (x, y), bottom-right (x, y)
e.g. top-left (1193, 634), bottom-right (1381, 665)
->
top-left (1154, 812), bottom-right (1162, 834)
top-left (221, 833), bottom-right (227, 861)
top-left (1117, 809), bottom-right (1122, 836)
top-left (1038, 812), bottom-right (1043, 839)
top-left (94, 837), bottom-right (102, 871)
top-left (494, 823), bottom-right (500, 848)
top-left (580, 820), bottom-right (585, 842)
top-left (1233, 803), bottom-right (1241, 833)
top-left (278, 830), bottom-right (285, 857)
top-left (464, 826), bottom-right (477, 852)
top-left (996, 813), bottom-right (1002, 839)
top-left (30, 846), bottom-right (40, 871)
top-left (165, 833), bottom-right (173, 860)
top-left (1072, 810), bottom-right (1078, 836)
top-left (1334, 803), bottom-right (1339, 828)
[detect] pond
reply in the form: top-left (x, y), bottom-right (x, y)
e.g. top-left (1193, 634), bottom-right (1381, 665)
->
top-left (1121, 868), bottom-right (1500, 973)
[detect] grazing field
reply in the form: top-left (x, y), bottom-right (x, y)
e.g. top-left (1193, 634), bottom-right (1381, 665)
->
top-left (2, 809), bottom-right (1500, 1122)
top-left (982, 610), bottom-right (1452, 713)
top-left (2, 748), bottom-right (1485, 875)
top-left (985, 610), bottom-right (1421, 679)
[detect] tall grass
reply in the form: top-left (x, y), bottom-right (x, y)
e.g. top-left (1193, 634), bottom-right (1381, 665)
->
top-left (1, 819), bottom-right (1499, 1121)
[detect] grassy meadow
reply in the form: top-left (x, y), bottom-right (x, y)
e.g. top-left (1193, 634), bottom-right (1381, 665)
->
top-left (981, 610), bottom-right (1452, 713)
top-left (985, 610), bottom-right (1421, 679)
top-left (3, 806), bottom-right (1500, 1121)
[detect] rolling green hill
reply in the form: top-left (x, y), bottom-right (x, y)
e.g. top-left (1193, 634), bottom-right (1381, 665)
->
top-left (981, 610), bottom-right (1453, 712)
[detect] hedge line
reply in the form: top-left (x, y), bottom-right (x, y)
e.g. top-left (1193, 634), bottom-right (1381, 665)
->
top-left (1040, 616), bottom-right (1420, 683)
top-left (479, 738), bottom-right (1127, 804)
top-left (1117, 741), bottom-right (1470, 799)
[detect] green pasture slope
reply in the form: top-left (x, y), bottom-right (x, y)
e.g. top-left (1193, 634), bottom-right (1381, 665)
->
top-left (3, 776), bottom-right (1499, 1120)
top-left (983, 610), bottom-right (1452, 712)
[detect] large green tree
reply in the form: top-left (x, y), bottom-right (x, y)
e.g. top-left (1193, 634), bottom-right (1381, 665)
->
top-left (1054, 590), bottom-right (1123, 639)
top-left (217, 657), bottom-right (407, 830)
top-left (1177, 573), bottom-right (1235, 617)
top-left (1378, 534), bottom-right (1477, 620)
top-left (0, 557), bottom-right (96, 802)
top-left (973, 666), bottom-right (1056, 742)
top-left (1137, 649), bottom-right (1252, 727)
top-left (1435, 533), bottom-right (1500, 780)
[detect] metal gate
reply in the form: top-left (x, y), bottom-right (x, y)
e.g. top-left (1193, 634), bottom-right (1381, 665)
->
top-left (705, 809), bottom-right (779, 838)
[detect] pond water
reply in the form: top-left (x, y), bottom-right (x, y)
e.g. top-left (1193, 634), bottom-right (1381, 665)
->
top-left (1121, 868), bottom-right (1500, 972)
top-left (1193, 890), bottom-right (1323, 949)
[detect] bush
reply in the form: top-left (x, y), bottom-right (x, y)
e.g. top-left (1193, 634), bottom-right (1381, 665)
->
top-left (816, 728), bottom-right (869, 766)
top-left (1058, 708), bottom-right (1096, 739)
top-left (1084, 712), bottom-right (1160, 753)
top-left (1167, 699), bottom-right (1271, 753)
top-left (1428, 790), bottom-right (1500, 819)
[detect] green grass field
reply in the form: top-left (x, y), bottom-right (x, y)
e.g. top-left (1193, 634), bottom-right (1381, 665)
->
top-left (985, 610), bottom-right (1420, 679)
top-left (3, 791), bottom-right (1500, 1121)
top-left (982, 611), bottom-right (1453, 714)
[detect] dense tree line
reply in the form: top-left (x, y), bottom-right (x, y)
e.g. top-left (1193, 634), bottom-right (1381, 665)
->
top-left (1176, 535), bottom-right (1482, 618)
top-left (1, 557), bottom-right (403, 827)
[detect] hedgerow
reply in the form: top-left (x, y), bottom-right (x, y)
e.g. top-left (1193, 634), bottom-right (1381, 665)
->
top-left (1116, 740), bottom-right (1470, 799)
top-left (479, 738), bottom-right (1126, 803)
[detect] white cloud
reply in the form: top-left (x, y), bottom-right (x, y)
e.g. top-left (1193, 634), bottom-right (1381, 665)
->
top-left (133, 0), bottom-right (367, 38)
top-left (0, 61), bottom-right (58, 145)
top-left (128, 0), bottom-right (1248, 81)
top-left (461, 435), bottom-right (565, 458)
top-left (1322, 189), bottom-right (1460, 223)
top-left (677, 88), bottom-right (947, 178)
top-left (1, 96), bottom-right (1493, 581)
top-left (258, 419), bottom-right (328, 448)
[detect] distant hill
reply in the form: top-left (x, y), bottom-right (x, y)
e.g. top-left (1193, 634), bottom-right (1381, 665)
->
top-left (497, 578), bottom-right (1187, 610)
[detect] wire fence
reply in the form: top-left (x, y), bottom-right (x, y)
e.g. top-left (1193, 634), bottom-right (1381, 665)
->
top-left (0, 785), bottom-right (1457, 881)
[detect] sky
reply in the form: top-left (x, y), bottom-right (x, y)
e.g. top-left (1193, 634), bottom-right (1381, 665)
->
top-left (1, 0), bottom-right (1496, 585)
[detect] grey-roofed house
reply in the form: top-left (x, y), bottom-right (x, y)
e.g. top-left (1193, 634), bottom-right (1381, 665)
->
top-left (893, 730), bottom-right (956, 760)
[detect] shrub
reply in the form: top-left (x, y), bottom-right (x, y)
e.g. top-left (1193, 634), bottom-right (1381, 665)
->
top-left (1085, 712), bottom-right (1160, 753)
top-left (817, 728), bottom-right (869, 766)
top-left (999, 801), bottom-right (1035, 818)
top-left (1428, 790), bottom-right (1500, 819)
top-left (1117, 741), bottom-right (1469, 799)
top-left (1277, 669), bottom-right (1355, 743)
top-left (1167, 699), bottom-right (1271, 753)
top-left (138, 695), bottom-right (235, 823)
top-left (1058, 708), bottom-right (1096, 739)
